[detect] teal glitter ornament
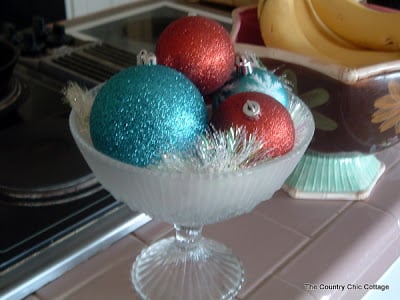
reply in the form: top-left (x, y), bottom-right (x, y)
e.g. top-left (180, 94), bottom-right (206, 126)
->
top-left (212, 56), bottom-right (289, 110)
top-left (90, 64), bottom-right (208, 167)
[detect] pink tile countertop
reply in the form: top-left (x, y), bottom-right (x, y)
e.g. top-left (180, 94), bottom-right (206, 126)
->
top-left (28, 143), bottom-right (400, 300)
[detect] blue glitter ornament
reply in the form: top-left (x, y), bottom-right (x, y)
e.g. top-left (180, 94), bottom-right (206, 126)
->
top-left (90, 65), bottom-right (208, 167)
top-left (212, 67), bottom-right (289, 110)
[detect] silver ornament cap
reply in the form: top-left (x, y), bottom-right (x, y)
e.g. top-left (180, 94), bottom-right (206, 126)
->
top-left (243, 100), bottom-right (261, 119)
top-left (137, 49), bottom-right (157, 65)
top-left (235, 54), bottom-right (253, 77)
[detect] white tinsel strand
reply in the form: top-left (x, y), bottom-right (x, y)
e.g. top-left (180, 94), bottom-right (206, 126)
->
top-left (63, 82), bottom-right (95, 130)
top-left (154, 126), bottom-right (272, 173)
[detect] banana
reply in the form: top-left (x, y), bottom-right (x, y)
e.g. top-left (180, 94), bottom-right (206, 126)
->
top-left (310, 0), bottom-right (400, 51)
top-left (257, 0), bottom-right (268, 19)
top-left (304, 1), bottom-right (360, 49)
top-left (258, 0), bottom-right (400, 67)
top-left (259, 0), bottom-right (324, 60)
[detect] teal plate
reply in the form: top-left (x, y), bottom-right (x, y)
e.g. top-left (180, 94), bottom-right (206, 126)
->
top-left (283, 150), bottom-right (385, 200)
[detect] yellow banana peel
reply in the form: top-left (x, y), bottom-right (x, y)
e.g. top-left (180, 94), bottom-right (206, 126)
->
top-left (258, 0), bottom-right (400, 67)
top-left (310, 0), bottom-right (400, 51)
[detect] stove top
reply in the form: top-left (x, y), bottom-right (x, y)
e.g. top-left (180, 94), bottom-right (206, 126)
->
top-left (0, 60), bottom-right (149, 299)
top-left (0, 17), bottom-right (145, 300)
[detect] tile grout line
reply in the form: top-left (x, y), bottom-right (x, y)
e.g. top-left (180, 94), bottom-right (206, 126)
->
top-left (29, 202), bottom-right (357, 300)
top-left (130, 232), bottom-right (151, 247)
top-left (251, 210), bottom-right (310, 238)
top-left (241, 201), bottom-right (357, 299)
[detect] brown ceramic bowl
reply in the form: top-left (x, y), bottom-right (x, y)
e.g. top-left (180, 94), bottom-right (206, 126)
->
top-left (231, 6), bottom-right (400, 154)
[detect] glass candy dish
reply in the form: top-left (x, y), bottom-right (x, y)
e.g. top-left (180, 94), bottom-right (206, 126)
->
top-left (69, 93), bottom-right (314, 300)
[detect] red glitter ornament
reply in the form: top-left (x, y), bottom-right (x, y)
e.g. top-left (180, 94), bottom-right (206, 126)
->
top-left (155, 16), bottom-right (235, 95)
top-left (211, 91), bottom-right (295, 157)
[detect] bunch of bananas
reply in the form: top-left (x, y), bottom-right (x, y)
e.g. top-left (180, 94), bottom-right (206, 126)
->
top-left (257, 0), bottom-right (400, 67)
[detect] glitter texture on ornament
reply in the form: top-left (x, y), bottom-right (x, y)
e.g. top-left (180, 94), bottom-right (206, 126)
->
top-left (211, 91), bottom-right (295, 157)
top-left (156, 16), bottom-right (235, 95)
top-left (89, 64), bottom-right (208, 167)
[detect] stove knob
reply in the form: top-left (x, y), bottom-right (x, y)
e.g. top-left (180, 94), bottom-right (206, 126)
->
top-left (32, 16), bottom-right (48, 42)
top-left (46, 24), bottom-right (73, 48)
top-left (21, 31), bottom-right (45, 56)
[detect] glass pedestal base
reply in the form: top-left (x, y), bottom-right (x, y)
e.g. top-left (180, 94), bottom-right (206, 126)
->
top-left (132, 228), bottom-right (244, 300)
top-left (283, 150), bottom-right (385, 200)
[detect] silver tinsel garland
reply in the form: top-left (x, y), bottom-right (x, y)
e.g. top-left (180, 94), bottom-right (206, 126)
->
top-left (154, 126), bottom-right (271, 173)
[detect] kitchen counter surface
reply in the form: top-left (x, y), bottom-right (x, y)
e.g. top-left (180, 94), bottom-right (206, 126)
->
top-left (25, 143), bottom-right (400, 300)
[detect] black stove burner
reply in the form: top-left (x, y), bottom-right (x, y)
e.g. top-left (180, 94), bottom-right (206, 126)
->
top-left (0, 63), bottom-right (121, 274)
top-left (0, 77), bottom-right (23, 116)
top-left (0, 60), bottom-right (102, 206)
top-left (0, 115), bottom-right (99, 204)
top-left (0, 35), bottom-right (127, 283)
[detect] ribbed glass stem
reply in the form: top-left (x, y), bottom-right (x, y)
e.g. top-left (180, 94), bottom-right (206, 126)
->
top-left (132, 232), bottom-right (244, 299)
top-left (174, 225), bottom-right (203, 249)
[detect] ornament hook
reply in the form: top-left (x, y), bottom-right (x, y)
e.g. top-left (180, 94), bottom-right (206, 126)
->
top-left (137, 49), bottom-right (157, 65)
top-left (235, 54), bottom-right (253, 76)
top-left (243, 100), bottom-right (261, 119)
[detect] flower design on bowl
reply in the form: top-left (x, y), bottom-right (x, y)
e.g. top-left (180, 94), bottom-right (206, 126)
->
top-left (371, 80), bottom-right (400, 134)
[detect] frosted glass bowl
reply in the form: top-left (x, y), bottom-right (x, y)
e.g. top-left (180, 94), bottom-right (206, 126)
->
top-left (69, 92), bottom-right (314, 300)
